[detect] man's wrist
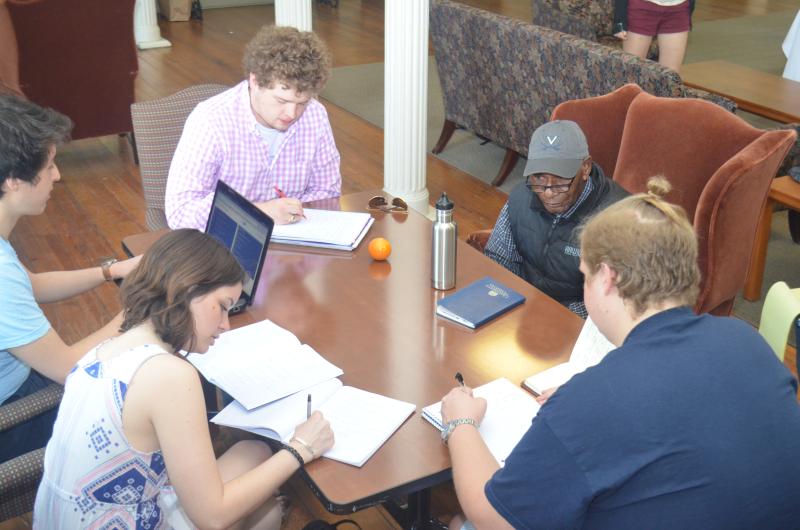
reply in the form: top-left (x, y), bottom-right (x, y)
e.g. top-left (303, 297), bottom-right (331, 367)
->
top-left (442, 418), bottom-right (479, 445)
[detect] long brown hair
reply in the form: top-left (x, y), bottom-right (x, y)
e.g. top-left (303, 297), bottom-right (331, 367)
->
top-left (580, 176), bottom-right (699, 316)
top-left (120, 229), bottom-right (245, 352)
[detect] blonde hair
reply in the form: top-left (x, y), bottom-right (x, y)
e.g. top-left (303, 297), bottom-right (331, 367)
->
top-left (242, 25), bottom-right (331, 94)
top-left (580, 176), bottom-right (699, 316)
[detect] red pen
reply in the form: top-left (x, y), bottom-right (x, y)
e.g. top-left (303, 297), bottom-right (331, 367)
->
top-left (274, 186), bottom-right (306, 219)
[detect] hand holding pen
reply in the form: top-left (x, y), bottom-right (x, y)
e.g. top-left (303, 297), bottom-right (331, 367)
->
top-left (290, 393), bottom-right (334, 464)
top-left (441, 371), bottom-right (487, 424)
top-left (256, 186), bottom-right (305, 224)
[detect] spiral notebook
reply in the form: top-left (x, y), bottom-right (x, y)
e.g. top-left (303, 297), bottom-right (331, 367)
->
top-left (422, 378), bottom-right (539, 465)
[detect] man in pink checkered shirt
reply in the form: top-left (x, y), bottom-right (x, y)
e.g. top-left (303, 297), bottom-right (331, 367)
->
top-left (165, 25), bottom-right (341, 229)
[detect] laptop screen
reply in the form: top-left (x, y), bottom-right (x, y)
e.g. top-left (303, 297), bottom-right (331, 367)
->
top-left (205, 181), bottom-right (274, 307)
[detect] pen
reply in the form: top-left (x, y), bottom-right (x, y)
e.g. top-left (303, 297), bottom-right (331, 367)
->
top-left (455, 372), bottom-right (465, 387)
top-left (274, 185), bottom-right (307, 219)
top-left (307, 393), bottom-right (312, 419)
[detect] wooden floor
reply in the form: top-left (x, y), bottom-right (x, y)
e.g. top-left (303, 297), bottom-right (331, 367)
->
top-left (3, 0), bottom-right (799, 528)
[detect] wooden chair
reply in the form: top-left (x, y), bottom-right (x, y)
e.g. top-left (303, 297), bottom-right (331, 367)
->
top-left (131, 84), bottom-right (229, 230)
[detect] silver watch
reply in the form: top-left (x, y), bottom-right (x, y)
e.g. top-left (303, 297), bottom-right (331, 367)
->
top-left (99, 257), bottom-right (118, 282)
top-left (441, 418), bottom-right (478, 445)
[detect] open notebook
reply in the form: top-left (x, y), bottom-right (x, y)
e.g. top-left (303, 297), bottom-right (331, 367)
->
top-left (212, 378), bottom-right (415, 467)
top-left (522, 317), bottom-right (615, 396)
top-left (270, 208), bottom-right (374, 251)
top-left (422, 378), bottom-right (540, 466)
top-left (187, 320), bottom-right (343, 410)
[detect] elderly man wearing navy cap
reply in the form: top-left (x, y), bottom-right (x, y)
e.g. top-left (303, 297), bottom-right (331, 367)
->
top-left (484, 120), bottom-right (628, 317)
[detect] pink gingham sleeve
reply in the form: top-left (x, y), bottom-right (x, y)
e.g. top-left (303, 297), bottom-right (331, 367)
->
top-left (165, 109), bottom-right (223, 230)
top-left (302, 103), bottom-right (341, 202)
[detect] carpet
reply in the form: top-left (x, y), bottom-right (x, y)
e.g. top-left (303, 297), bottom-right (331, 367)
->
top-left (321, 59), bottom-right (528, 194)
top-left (321, 12), bottom-right (800, 341)
top-left (685, 11), bottom-right (796, 75)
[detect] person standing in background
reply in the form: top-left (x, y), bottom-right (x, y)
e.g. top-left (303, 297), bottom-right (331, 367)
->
top-left (613, 0), bottom-right (694, 73)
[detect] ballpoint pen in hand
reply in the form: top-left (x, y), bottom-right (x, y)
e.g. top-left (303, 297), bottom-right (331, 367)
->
top-left (274, 185), bottom-right (307, 219)
top-left (455, 372), bottom-right (465, 387)
top-left (307, 394), bottom-right (312, 419)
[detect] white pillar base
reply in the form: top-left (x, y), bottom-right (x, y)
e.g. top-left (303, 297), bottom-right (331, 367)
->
top-left (135, 0), bottom-right (172, 50)
top-left (137, 38), bottom-right (172, 50)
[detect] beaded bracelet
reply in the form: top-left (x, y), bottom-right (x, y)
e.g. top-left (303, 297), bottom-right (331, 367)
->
top-left (283, 443), bottom-right (306, 467)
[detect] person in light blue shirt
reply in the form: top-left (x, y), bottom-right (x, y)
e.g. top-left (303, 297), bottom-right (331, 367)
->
top-left (0, 95), bottom-right (141, 462)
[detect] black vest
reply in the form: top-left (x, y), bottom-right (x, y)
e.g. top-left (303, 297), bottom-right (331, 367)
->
top-left (507, 165), bottom-right (628, 307)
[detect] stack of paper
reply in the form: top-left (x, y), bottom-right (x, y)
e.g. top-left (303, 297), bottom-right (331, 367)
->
top-left (522, 317), bottom-right (615, 396)
top-left (188, 320), bottom-right (343, 410)
top-left (422, 378), bottom-right (540, 466)
top-left (212, 378), bottom-right (416, 467)
top-left (270, 208), bottom-right (374, 251)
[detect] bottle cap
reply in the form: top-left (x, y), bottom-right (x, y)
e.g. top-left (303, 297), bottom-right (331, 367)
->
top-left (435, 192), bottom-right (454, 211)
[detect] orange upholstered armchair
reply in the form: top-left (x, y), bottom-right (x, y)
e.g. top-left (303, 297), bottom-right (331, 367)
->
top-left (7, 0), bottom-right (138, 139)
top-left (550, 85), bottom-right (796, 316)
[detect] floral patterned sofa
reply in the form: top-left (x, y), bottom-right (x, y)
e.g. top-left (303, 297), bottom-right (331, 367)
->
top-left (530, 0), bottom-right (621, 47)
top-left (429, 0), bottom-right (734, 186)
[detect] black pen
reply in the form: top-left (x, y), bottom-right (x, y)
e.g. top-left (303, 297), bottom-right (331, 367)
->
top-left (455, 372), bottom-right (465, 387)
top-left (307, 394), bottom-right (312, 419)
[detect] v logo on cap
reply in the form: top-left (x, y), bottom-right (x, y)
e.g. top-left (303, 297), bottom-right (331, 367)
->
top-left (547, 135), bottom-right (558, 145)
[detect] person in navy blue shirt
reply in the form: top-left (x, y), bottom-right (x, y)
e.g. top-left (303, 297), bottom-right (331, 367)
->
top-left (440, 176), bottom-right (800, 530)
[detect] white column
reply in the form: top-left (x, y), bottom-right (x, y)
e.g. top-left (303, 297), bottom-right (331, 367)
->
top-left (384, 0), bottom-right (430, 215)
top-left (134, 0), bottom-right (171, 50)
top-left (275, 0), bottom-right (312, 31)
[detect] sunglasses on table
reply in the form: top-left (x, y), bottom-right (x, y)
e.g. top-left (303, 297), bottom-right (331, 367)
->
top-left (367, 196), bottom-right (409, 213)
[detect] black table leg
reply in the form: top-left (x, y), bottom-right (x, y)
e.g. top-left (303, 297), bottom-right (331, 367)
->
top-left (384, 489), bottom-right (448, 530)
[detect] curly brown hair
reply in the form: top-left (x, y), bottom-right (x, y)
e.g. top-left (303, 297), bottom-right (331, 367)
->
top-left (242, 25), bottom-right (332, 94)
top-left (119, 229), bottom-right (245, 353)
top-left (580, 176), bottom-right (700, 316)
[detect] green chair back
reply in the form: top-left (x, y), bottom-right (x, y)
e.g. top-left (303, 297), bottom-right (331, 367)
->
top-left (758, 282), bottom-right (800, 361)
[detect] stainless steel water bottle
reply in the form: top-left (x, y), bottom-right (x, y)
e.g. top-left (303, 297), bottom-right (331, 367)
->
top-left (432, 192), bottom-right (457, 290)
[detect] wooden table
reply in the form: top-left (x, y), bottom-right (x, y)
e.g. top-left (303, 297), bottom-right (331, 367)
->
top-left (744, 177), bottom-right (800, 300)
top-left (681, 60), bottom-right (800, 123)
top-left (123, 190), bottom-right (582, 528)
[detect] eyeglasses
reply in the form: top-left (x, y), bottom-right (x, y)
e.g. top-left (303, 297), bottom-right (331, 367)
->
top-left (367, 196), bottom-right (408, 213)
top-left (525, 175), bottom-right (576, 195)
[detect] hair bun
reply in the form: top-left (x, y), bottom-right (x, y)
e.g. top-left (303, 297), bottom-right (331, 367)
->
top-left (646, 176), bottom-right (672, 198)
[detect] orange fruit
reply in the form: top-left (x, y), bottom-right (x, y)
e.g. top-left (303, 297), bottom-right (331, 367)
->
top-left (368, 237), bottom-right (392, 261)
